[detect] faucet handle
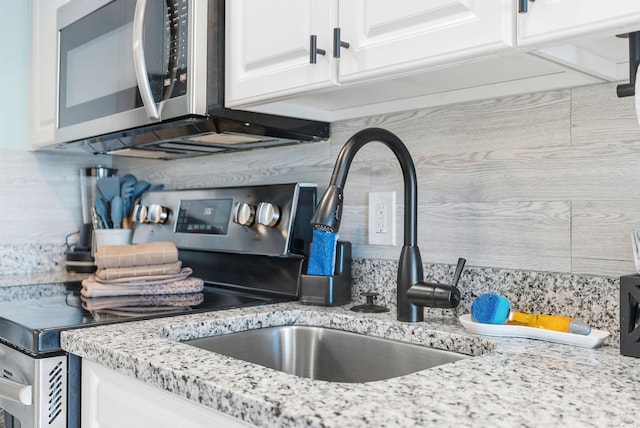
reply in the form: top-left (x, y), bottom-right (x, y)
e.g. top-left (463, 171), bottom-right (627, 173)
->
top-left (406, 257), bottom-right (466, 309)
top-left (450, 258), bottom-right (466, 288)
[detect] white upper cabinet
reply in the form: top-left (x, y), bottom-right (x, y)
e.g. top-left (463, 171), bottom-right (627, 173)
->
top-left (517, 0), bottom-right (640, 46)
top-left (29, 0), bottom-right (70, 150)
top-left (226, 0), bottom-right (514, 106)
top-left (225, 0), bottom-right (335, 106)
top-left (337, 0), bottom-right (514, 82)
top-left (518, 1), bottom-right (640, 84)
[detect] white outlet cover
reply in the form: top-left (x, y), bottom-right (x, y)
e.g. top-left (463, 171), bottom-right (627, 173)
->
top-left (368, 191), bottom-right (396, 246)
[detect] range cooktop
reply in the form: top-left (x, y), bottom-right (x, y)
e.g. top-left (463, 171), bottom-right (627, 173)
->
top-left (0, 281), bottom-right (288, 356)
top-left (0, 183), bottom-right (317, 357)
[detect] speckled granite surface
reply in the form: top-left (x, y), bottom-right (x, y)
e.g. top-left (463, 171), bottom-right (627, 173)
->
top-left (0, 271), bottom-right (88, 289)
top-left (351, 259), bottom-right (621, 346)
top-left (61, 303), bottom-right (638, 428)
top-left (0, 242), bottom-right (90, 288)
top-left (0, 256), bottom-right (631, 427)
top-left (0, 243), bottom-right (67, 275)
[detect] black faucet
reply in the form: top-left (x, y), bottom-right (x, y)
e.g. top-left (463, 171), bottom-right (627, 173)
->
top-left (311, 127), bottom-right (465, 322)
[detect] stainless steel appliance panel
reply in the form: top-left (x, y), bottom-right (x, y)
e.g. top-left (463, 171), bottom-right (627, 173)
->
top-left (54, 0), bottom-right (329, 159)
top-left (0, 343), bottom-right (67, 428)
top-left (133, 183), bottom-right (317, 257)
top-left (0, 182), bottom-right (316, 428)
top-left (56, 0), bottom-right (208, 144)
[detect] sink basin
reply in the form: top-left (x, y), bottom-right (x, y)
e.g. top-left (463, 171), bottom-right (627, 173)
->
top-left (184, 325), bottom-right (467, 383)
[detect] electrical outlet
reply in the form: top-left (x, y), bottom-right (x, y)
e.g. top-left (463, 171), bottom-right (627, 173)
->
top-left (368, 191), bottom-right (396, 246)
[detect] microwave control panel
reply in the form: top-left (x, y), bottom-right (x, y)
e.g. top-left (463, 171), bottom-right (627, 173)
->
top-left (163, 0), bottom-right (189, 98)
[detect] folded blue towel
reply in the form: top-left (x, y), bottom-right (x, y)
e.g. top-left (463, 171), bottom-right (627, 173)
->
top-left (306, 229), bottom-right (337, 276)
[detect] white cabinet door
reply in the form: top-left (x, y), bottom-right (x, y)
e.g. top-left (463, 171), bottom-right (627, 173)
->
top-left (82, 360), bottom-right (252, 427)
top-left (29, 0), bottom-right (70, 150)
top-left (518, 0), bottom-right (640, 46)
top-left (337, 0), bottom-right (515, 82)
top-left (225, 0), bottom-right (336, 107)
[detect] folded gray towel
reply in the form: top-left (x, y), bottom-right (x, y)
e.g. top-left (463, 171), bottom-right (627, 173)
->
top-left (82, 273), bottom-right (204, 298)
top-left (95, 261), bottom-right (182, 281)
top-left (81, 293), bottom-right (204, 311)
top-left (93, 267), bottom-right (193, 285)
top-left (86, 306), bottom-right (192, 320)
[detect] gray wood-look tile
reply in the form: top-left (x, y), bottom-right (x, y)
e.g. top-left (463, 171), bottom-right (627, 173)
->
top-left (3, 81), bottom-right (638, 277)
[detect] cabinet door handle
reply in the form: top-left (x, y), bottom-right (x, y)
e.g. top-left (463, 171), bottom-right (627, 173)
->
top-left (333, 28), bottom-right (350, 58)
top-left (518, 0), bottom-right (535, 14)
top-left (617, 31), bottom-right (640, 98)
top-left (310, 35), bottom-right (326, 64)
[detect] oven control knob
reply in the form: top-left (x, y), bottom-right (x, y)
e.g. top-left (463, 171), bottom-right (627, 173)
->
top-left (234, 202), bottom-right (256, 226)
top-left (256, 202), bottom-right (281, 227)
top-left (147, 204), bottom-right (170, 224)
top-left (132, 204), bottom-right (148, 223)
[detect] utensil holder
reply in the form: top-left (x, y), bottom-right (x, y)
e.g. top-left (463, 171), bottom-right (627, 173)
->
top-left (620, 273), bottom-right (640, 357)
top-left (300, 241), bottom-right (352, 306)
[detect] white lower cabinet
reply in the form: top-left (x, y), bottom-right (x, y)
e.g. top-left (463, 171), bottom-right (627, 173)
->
top-left (81, 360), bottom-right (252, 428)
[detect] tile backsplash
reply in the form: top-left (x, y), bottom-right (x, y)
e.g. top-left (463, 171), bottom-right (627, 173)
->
top-left (1, 81), bottom-right (634, 344)
top-left (0, 149), bottom-right (110, 274)
top-left (116, 81), bottom-right (640, 278)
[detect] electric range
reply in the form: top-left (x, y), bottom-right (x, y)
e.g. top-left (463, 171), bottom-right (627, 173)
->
top-left (0, 182), bottom-right (316, 428)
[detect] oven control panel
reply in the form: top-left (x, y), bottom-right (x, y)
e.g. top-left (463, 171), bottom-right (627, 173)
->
top-left (132, 183), bottom-right (317, 256)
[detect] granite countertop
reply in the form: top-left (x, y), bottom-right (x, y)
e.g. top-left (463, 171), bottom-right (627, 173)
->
top-left (0, 271), bottom-right (88, 288)
top-left (61, 303), bottom-right (640, 427)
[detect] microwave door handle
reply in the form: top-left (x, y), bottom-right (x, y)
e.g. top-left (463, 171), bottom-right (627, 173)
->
top-left (0, 377), bottom-right (32, 405)
top-left (133, 0), bottom-right (161, 121)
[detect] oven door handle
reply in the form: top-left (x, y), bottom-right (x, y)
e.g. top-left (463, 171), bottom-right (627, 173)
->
top-left (0, 377), bottom-right (32, 405)
top-left (133, 0), bottom-right (161, 121)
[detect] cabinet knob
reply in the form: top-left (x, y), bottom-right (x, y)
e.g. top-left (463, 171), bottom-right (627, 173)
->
top-left (310, 35), bottom-right (326, 64)
top-left (518, 0), bottom-right (535, 14)
top-left (333, 28), bottom-right (350, 58)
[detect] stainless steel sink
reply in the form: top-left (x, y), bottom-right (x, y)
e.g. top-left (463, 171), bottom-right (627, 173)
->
top-left (184, 325), bottom-right (467, 383)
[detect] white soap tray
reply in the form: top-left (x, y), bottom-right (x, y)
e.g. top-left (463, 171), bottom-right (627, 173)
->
top-left (459, 314), bottom-right (610, 348)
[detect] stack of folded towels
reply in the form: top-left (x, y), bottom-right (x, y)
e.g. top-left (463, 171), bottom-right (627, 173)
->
top-left (81, 242), bottom-right (204, 318)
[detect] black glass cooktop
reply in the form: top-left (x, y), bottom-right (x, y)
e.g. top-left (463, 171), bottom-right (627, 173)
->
top-left (0, 281), bottom-right (289, 356)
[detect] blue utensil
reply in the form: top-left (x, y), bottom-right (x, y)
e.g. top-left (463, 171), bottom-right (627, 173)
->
top-left (94, 198), bottom-right (110, 229)
top-left (131, 180), bottom-right (151, 202)
top-left (120, 176), bottom-right (137, 216)
top-left (96, 177), bottom-right (120, 202)
top-left (111, 196), bottom-right (124, 229)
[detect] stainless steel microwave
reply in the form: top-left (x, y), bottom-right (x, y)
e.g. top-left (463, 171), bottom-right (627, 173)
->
top-left (55, 0), bottom-right (329, 160)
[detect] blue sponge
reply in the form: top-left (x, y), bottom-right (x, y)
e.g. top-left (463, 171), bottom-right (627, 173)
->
top-left (471, 293), bottom-right (511, 324)
top-left (306, 229), bottom-right (338, 276)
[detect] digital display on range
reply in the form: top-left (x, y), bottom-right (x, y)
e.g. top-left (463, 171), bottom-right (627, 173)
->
top-left (175, 198), bottom-right (233, 235)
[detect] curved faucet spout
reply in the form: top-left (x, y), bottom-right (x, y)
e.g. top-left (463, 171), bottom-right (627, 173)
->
top-left (311, 128), bottom-right (464, 322)
top-left (311, 128), bottom-right (417, 247)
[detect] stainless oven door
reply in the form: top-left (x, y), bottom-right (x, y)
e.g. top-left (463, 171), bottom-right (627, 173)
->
top-left (0, 343), bottom-right (67, 428)
top-left (55, 0), bottom-right (208, 145)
